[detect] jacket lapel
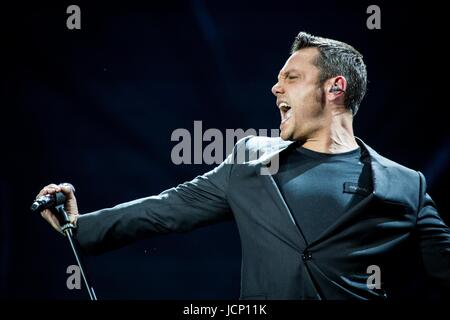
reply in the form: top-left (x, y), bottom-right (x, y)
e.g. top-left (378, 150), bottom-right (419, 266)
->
top-left (254, 140), bottom-right (309, 249)
top-left (358, 138), bottom-right (418, 209)
top-left (306, 137), bottom-right (408, 248)
top-left (252, 136), bottom-right (407, 249)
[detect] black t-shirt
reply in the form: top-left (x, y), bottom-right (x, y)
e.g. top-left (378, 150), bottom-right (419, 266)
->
top-left (273, 144), bottom-right (373, 243)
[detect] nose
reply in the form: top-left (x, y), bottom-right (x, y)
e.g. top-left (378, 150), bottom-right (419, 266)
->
top-left (271, 81), bottom-right (284, 96)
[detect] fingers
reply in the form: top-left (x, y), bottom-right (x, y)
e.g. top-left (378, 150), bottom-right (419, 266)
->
top-left (36, 182), bottom-right (78, 234)
top-left (36, 183), bottom-right (58, 198)
top-left (36, 183), bottom-right (75, 199)
top-left (59, 183), bottom-right (76, 199)
top-left (59, 182), bottom-right (75, 193)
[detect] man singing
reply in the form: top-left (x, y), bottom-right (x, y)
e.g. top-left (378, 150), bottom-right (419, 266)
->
top-left (37, 32), bottom-right (450, 300)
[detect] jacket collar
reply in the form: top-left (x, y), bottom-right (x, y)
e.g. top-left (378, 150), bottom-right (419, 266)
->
top-left (256, 136), bottom-right (413, 208)
top-left (355, 137), bottom-right (418, 209)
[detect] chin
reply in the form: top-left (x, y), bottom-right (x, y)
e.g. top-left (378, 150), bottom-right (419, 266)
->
top-left (280, 130), bottom-right (292, 141)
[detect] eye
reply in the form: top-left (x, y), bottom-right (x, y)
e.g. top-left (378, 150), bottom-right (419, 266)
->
top-left (287, 75), bottom-right (298, 80)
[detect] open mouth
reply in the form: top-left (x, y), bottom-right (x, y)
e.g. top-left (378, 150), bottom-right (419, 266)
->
top-left (278, 102), bottom-right (292, 124)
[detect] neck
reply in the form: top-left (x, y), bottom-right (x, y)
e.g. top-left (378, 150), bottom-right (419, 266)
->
top-left (301, 109), bottom-right (358, 154)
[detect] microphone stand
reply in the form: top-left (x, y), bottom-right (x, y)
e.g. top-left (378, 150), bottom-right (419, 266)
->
top-left (53, 204), bottom-right (98, 300)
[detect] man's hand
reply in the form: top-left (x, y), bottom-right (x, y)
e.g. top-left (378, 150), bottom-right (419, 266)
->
top-left (36, 183), bottom-right (79, 234)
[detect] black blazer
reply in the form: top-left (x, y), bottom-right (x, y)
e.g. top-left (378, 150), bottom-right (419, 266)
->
top-left (75, 136), bottom-right (450, 299)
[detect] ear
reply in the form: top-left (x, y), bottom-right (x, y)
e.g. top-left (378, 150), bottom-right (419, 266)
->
top-left (326, 76), bottom-right (348, 102)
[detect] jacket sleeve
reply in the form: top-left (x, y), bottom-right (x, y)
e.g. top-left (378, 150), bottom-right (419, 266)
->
top-left (416, 171), bottom-right (450, 289)
top-left (75, 140), bottom-right (244, 255)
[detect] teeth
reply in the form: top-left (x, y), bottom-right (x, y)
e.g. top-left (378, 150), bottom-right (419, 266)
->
top-left (278, 102), bottom-right (292, 125)
top-left (283, 109), bottom-right (292, 122)
top-left (281, 106), bottom-right (293, 123)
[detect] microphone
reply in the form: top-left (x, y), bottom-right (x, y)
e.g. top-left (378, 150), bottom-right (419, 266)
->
top-left (31, 192), bottom-right (67, 213)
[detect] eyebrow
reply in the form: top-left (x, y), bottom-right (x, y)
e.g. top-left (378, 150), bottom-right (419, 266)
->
top-left (278, 68), bottom-right (302, 80)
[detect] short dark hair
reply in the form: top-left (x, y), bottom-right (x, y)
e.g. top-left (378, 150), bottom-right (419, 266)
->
top-left (291, 32), bottom-right (367, 115)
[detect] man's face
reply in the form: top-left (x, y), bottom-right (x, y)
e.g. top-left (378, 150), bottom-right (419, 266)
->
top-left (272, 48), bottom-right (326, 141)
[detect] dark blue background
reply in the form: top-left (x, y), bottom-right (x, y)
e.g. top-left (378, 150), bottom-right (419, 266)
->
top-left (1, 0), bottom-right (449, 299)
